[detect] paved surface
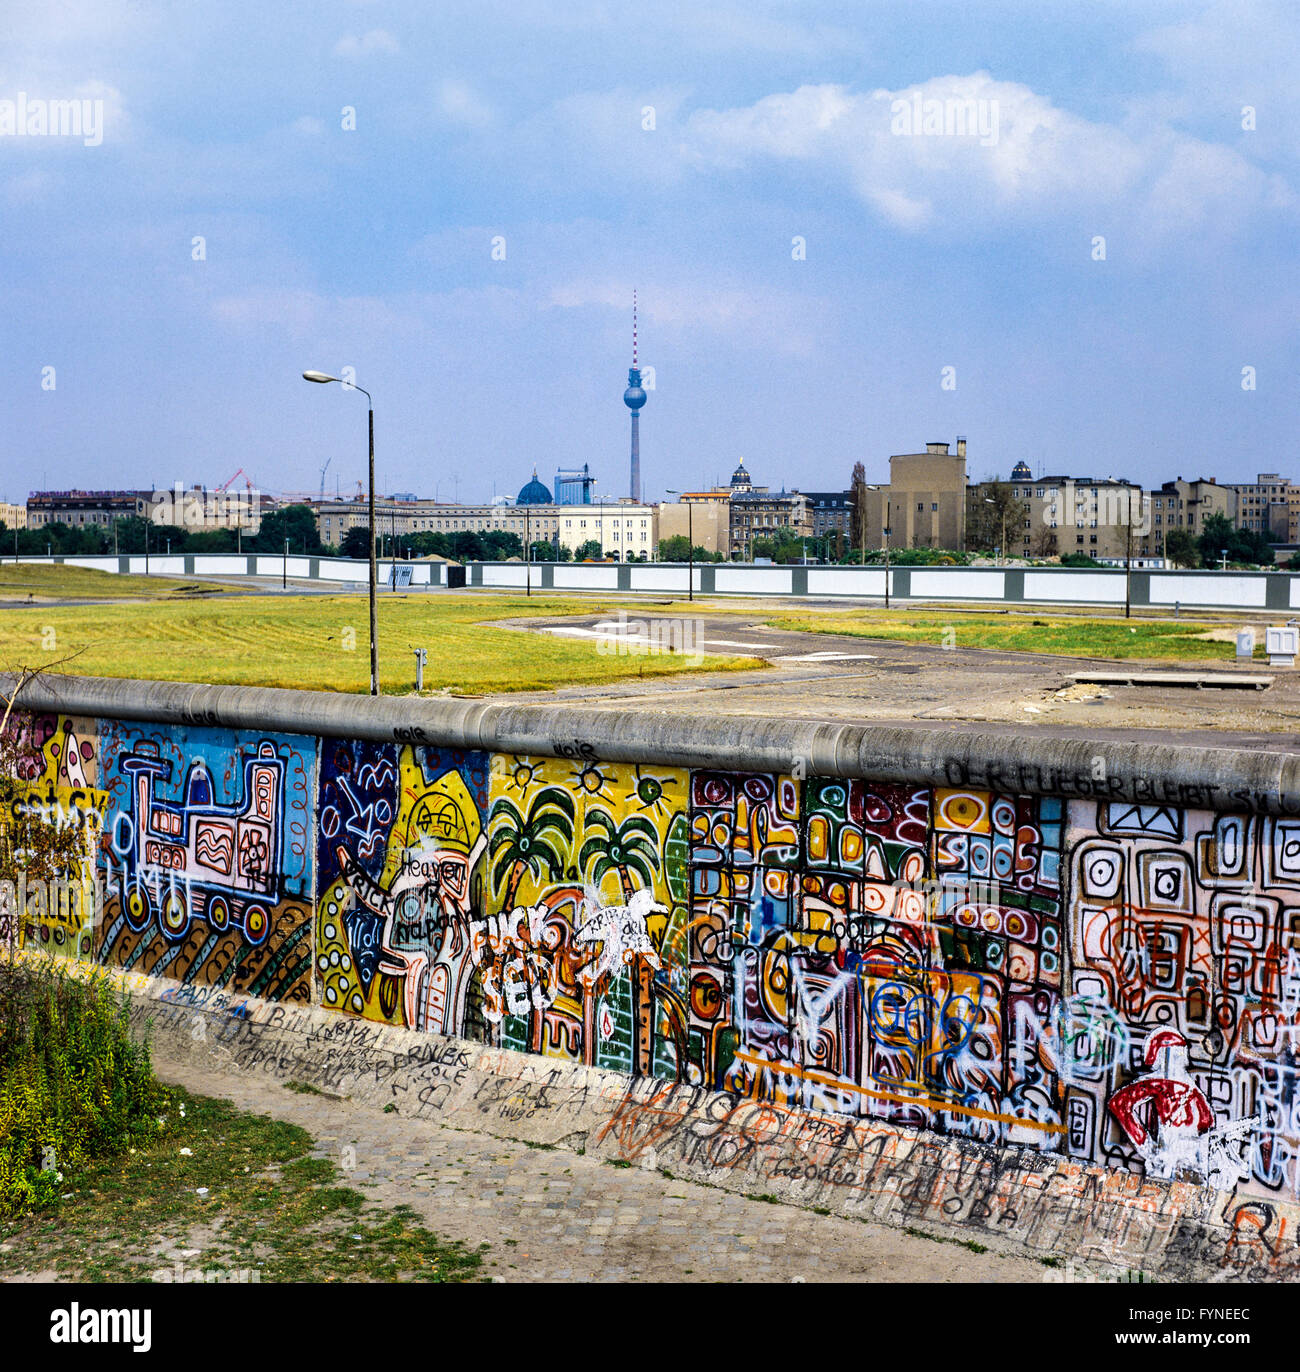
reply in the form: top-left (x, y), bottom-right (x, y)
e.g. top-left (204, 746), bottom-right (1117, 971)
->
top-left (499, 604), bottom-right (1300, 744)
top-left (153, 1059), bottom-right (1070, 1284)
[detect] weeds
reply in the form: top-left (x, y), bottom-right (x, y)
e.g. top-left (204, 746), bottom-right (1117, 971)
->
top-left (0, 958), bottom-right (169, 1218)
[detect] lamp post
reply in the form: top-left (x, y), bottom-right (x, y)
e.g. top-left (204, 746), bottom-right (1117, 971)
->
top-left (525, 503), bottom-right (531, 597)
top-left (283, 536), bottom-right (289, 590)
top-left (665, 491), bottom-right (694, 602)
top-left (983, 498), bottom-right (1007, 567)
top-left (303, 370), bottom-right (378, 696)
top-left (863, 485), bottom-right (890, 609)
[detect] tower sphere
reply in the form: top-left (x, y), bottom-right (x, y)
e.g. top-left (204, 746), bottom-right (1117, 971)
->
top-left (624, 380), bottom-right (646, 410)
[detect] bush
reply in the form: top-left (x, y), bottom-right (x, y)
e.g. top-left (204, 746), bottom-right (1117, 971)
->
top-left (0, 959), bottom-right (169, 1217)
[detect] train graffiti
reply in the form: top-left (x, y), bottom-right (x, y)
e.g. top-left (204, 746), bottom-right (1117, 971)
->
top-left (97, 722), bottom-right (316, 1000)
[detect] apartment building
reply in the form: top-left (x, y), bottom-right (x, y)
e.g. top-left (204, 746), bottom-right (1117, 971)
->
top-left (27, 489), bottom-right (147, 529)
top-left (312, 496), bottom-right (657, 560)
top-left (970, 474), bottom-right (1144, 559)
top-left (1230, 473), bottom-right (1294, 542)
top-left (1137, 478), bottom-right (1235, 558)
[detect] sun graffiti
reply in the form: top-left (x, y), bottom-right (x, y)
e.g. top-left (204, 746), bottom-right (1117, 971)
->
top-left (624, 766), bottom-right (675, 820)
top-left (500, 756), bottom-right (543, 798)
top-left (571, 762), bottom-right (615, 803)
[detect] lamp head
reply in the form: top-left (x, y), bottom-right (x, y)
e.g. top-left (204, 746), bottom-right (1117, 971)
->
top-left (302, 370), bottom-right (338, 384)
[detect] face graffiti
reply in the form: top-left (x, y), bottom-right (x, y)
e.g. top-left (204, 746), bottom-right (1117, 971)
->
top-left (6, 712), bottom-right (1300, 1207)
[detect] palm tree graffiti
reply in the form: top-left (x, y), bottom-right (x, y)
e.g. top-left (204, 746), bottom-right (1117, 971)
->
top-left (489, 786), bottom-right (576, 909)
top-left (579, 808), bottom-right (664, 1075)
top-left (578, 810), bottom-right (660, 902)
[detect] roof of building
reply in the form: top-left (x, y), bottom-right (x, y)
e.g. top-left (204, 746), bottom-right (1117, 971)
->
top-left (516, 471), bottom-right (554, 505)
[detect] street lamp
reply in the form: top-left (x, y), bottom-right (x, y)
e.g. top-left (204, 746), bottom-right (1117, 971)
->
top-left (983, 498), bottom-right (1007, 566)
top-left (525, 503), bottom-right (531, 598)
top-left (303, 370), bottom-right (378, 696)
top-left (863, 485), bottom-right (891, 610)
top-left (664, 490), bottom-right (694, 602)
top-left (283, 536), bottom-right (289, 590)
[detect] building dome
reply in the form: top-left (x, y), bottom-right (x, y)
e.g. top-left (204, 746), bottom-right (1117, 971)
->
top-left (1010, 460), bottom-right (1032, 482)
top-left (516, 471), bottom-right (553, 505)
top-left (730, 461), bottom-right (752, 490)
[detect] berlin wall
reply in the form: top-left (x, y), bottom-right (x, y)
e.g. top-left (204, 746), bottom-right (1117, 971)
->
top-left (5, 673), bottom-right (1300, 1278)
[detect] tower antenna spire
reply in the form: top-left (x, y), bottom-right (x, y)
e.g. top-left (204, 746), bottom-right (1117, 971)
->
top-left (623, 289), bottom-right (647, 503)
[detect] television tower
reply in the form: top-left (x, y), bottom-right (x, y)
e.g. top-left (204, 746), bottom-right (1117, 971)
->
top-left (623, 292), bottom-right (647, 502)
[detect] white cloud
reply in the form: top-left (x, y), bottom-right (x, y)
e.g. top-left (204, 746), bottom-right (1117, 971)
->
top-left (291, 115), bottom-right (324, 137)
top-left (333, 29), bottom-right (399, 59)
top-left (682, 72), bottom-right (1294, 241)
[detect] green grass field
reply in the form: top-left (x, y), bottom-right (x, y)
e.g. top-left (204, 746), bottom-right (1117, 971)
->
top-left (0, 563), bottom-right (232, 600)
top-left (766, 609), bottom-right (1261, 662)
top-left (0, 592), bottom-right (760, 694)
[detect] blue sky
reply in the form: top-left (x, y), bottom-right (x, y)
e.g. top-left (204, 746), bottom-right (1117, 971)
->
top-left (2, 0), bottom-right (1296, 504)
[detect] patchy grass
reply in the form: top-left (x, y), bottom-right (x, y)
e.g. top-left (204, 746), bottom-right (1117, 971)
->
top-left (766, 608), bottom-right (1265, 662)
top-left (0, 592), bottom-right (761, 694)
top-left (0, 1088), bottom-right (485, 1283)
top-left (0, 960), bottom-right (168, 1218)
top-left (0, 563), bottom-right (230, 601)
top-left (903, 1224), bottom-right (989, 1254)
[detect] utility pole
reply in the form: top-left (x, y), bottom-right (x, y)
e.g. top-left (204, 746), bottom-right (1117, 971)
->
top-left (883, 502), bottom-right (891, 611)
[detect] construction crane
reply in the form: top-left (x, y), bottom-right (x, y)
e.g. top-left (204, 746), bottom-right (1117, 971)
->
top-left (217, 467), bottom-right (255, 493)
top-left (318, 456), bottom-right (332, 501)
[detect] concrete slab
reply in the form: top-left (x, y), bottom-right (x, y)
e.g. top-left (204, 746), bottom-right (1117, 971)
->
top-left (1068, 671), bottom-right (1275, 690)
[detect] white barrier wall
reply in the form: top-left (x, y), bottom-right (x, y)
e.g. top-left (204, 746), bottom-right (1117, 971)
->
top-left (12, 554), bottom-right (1292, 610)
top-left (551, 565), bottom-right (621, 590)
top-left (1148, 574), bottom-right (1268, 609)
top-left (909, 569), bottom-right (1005, 600)
top-left (807, 568), bottom-right (886, 597)
top-left (714, 567), bottom-right (792, 594)
top-left (1024, 571), bottom-right (1127, 604)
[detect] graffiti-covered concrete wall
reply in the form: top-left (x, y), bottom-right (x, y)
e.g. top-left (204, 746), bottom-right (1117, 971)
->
top-left (5, 676), bottom-right (1300, 1245)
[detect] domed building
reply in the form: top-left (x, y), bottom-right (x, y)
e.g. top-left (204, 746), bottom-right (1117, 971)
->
top-left (1010, 460), bottom-right (1032, 482)
top-left (516, 470), bottom-right (553, 505)
top-left (729, 461), bottom-right (753, 493)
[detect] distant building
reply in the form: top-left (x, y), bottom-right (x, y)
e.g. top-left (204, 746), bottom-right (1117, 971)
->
top-left (0, 501), bottom-right (27, 530)
top-left (724, 463), bottom-right (812, 558)
top-left (27, 489), bottom-right (146, 529)
top-left (876, 440), bottom-right (968, 550)
top-left (311, 487), bottom-right (657, 562)
top-left (657, 493), bottom-right (730, 557)
top-left (554, 465), bottom-right (597, 505)
top-left (973, 473), bottom-right (1143, 559)
top-left (1229, 473), bottom-right (1294, 542)
top-left (804, 491), bottom-right (854, 547)
top-left (1138, 479), bottom-right (1235, 559)
top-left (142, 483), bottom-right (264, 533)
